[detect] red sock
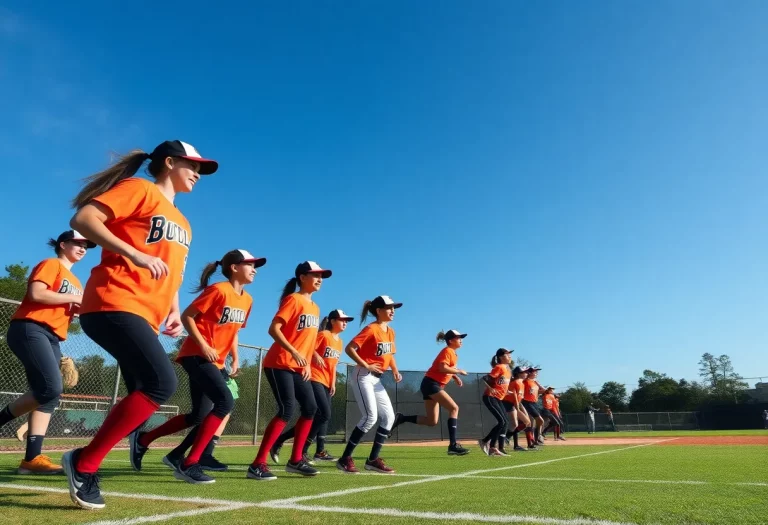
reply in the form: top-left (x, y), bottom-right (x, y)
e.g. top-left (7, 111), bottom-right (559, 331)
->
top-left (184, 413), bottom-right (223, 467)
top-left (254, 417), bottom-right (287, 465)
top-left (525, 428), bottom-right (534, 447)
top-left (77, 391), bottom-right (158, 473)
top-left (555, 425), bottom-right (561, 439)
top-left (290, 417), bottom-right (313, 463)
top-left (515, 422), bottom-right (526, 433)
top-left (139, 414), bottom-right (191, 447)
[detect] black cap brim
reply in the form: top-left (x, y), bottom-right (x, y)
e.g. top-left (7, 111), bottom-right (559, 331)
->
top-left (180, 156), bottom-right (218, 175)
top-left (242, 257), bottom-right (267, 268)
top-left (306, 269), bottom-right (332, 278)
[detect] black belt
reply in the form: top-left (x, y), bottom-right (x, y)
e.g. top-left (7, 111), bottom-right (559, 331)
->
top-left (370, 371), bottom-right (383, 378)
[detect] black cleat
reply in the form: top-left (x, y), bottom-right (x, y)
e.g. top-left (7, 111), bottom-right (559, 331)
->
top-left (447, 443), bottom-right (470, 456)
top-left (62, 449), bottom-right (105, 510)
top-left (174, 462), bottom-right (215, 484)
top-left (129, 431), bottom-right (148, 472)
top-left (162, 454), bottom-right (182, 470)
top-left (286, 459), bottom-right (318, 476)
top-left (269, 444), bottom-right (282, 464)
top-left (199, 454), bottom-right (228, 472)
top-left (247, 463), bottom-right (276, 481)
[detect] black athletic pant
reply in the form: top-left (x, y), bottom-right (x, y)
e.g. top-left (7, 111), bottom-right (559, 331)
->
top-left (6, 321), bottom-right (63, 413)
top-left (178, 356), bottom-right (234, 422)
top-left (275, 380), bottom-right (331, 452)
top-left (540, 408), bottom-right (562, 432)
top-left (265, 367), bottom-right (317, 421)
top-left (482, 395), bottom-right (509, 448)
top-left (80, 312), bottom-right (177, 405)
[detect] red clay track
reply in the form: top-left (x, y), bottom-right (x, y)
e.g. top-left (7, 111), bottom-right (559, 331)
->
top-left (657, 435), bottom-right (768, 446)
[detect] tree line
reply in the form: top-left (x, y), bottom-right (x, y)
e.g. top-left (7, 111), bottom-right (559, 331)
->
top-left (556, 353), bottom-right (751, 414)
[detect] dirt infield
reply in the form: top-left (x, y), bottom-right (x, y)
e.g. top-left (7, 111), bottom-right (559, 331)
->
top-left (657, 435), bottom-right (768, 446)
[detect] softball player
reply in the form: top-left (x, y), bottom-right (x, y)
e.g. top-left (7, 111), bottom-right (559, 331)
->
top-left (478, 349), bottom-right (513, 456)
top-left (62, 140), bottom-right (218, 509)
top-left (390, 329), bottom-right (470, 456)
top-left (500, 366), bottom-right (529, 452)
top-left (248, 261), bottom-right (331, 481)
top-left (540, 387), bottom-right (564, 441)
top-left (553, 393), bottom-right (565, 437)
top-left (129, 249), bottom-right (262, 484)
top-left (508, 366), bottom-right (537, 449)
top-left (0, 230), bottom-right (93, 474)
top-left (270, 309), bottom-right (353, 464)
top-left (337, 295), bottom-right (403, 474)
top-left (522, 367), bottom-right (546, 445)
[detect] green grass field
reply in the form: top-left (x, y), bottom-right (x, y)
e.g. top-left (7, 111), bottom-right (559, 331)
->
top-left (0, 434), bottom-right (766, 524)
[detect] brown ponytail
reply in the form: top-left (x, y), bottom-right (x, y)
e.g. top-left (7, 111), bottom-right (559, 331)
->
top-left (47, 238), bottom-right (62, 256)
top-left (72, 150), bottom-right (154, 209)
top-left (318, 316), bottom-right (330, 331)
top-left (436, 331), bottom-right (447, 343)
top-left (359, 300), bottom-right (375, 326)
top-left (193, 261), bottom-right (220, 293)
top-left (490, 355), bottom-right (499, 367)
top-left (280, 277), bottom-right (299, 304)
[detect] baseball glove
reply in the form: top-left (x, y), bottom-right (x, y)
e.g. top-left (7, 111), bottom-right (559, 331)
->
top-left (60, 356), bottom-right (79, 388)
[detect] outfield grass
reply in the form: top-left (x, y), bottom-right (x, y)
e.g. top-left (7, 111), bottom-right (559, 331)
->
top-left (0, 440), bottom-right (765, 525)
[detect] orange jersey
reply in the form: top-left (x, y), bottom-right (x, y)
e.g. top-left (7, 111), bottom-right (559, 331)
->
top-left (424, 347), bottom-right (458, 386)
top-left (350, 323), bottom-right (396, 371)
top-left (542, 393), bottom-right (555, 410)
top-left (177, 282), bottom-right (252, 369)
top-left (523, 378), bottom-right (540, 402)
top-left (12, 258), bottom-right (83, 340)
top-left (80, 178), bottom-right (191, 333)
top-left (553, 397), bottom-right (561, 414)
top-left (484, 364), bottom-right (511, 400)
top-left (263, 293), bottom-right (320, 372)
top-left (511, 378), bottom-right (525, 402)
top-left (310, 330), bottom-right (342, 389)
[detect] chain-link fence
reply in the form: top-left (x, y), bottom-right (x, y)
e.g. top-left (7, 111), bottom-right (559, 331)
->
top-left (562, 411), bottom-right (699, 432)
top-left (1, 295), bottom-right (702, 452)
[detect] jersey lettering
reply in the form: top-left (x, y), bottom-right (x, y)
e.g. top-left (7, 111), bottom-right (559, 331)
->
top-left (497, 377), bottom-right (509, 386)
top-left (146, 215), bottom-right (191, 248)
top-left (323, 346), bottom-right (341, 359)
top-left (375, 342), bottom-right (393, 356)
top-left (297, 314), bottom-right (319, 331)
top-left (219, 307), bottom-right (246, 325)
top-left (58, 279), bottom-right (83, 296)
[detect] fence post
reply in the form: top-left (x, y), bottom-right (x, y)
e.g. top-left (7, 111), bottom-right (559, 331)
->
top-left (110, 368), bottom-right (122, 409)
top-left (667, 412), bottom-right (672, 430)
top-left (252, 348), bottom-right (264, 446)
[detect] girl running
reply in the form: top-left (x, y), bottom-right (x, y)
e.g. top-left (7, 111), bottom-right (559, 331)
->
top-left (0, 230), bottom-right (94, 475)
top-left (540, 387), bottom-right (564, 441)
top-left (522, 367), bottom-right (546, 445)
top-left (62, 140), bottom-right (218, 509)
top-left (270, 309), bottom-right (354, 464)
top-left (129, 249), bottom-right (263, 484)
top-left (337, 295), bottom-right (403, 474)
top-left (506, 366), bottom-right (537, 450)
top-left (478, 348), bottom-right (513, 456)
top-left (390, 329), bottom-right (470, 456)
top-left (247, 261), bottom-right (331, 481)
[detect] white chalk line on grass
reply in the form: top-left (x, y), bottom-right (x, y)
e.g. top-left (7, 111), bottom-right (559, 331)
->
top-left (261, 442), bottom-right (665, 506)
top-left (80, 503), bottom-right (252, 525)
top-left (266, 503), bottom-right (645, 525)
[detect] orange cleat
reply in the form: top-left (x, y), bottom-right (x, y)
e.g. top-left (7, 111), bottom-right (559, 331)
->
top-left (18, 455), bottom-right (64, 475)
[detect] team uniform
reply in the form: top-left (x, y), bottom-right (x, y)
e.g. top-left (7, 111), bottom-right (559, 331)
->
top-left (338, 317), bottom-right (399, 473)
top-left (508, 375), bottom-right (537, 449)
top-left (3, 257), bottom-right (84, 473)
top-left (541, 391), bottom-right (563, 440)
top-left (131, 280), bottom-right (252, 483)
top-left (63, 140), bottom-right (217, 510)
top-left (271, 326), bottom-right (344, 463)
top-left (249, 291), bottom-right (321, 480)
top-left (479, 363), bottom-right (511, 455)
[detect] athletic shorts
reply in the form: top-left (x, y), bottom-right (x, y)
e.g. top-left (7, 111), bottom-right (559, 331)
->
top-left (521, 400), bottom-right (542, 418)
top-left (420, 376), bottom-right (444, 400)
top-left (502, 400), bottom-right (517, 412)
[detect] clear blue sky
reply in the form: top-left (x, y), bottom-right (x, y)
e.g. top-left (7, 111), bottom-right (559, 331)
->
top-left (1, 1), bottom-right (767, 392)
